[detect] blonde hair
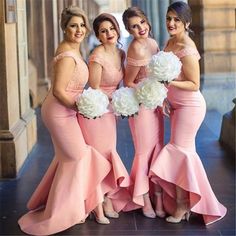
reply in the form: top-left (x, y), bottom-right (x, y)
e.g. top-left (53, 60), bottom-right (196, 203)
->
top-left (60, 6), bottom-right (91, 34)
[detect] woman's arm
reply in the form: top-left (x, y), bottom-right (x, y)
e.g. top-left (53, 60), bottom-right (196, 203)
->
top-left (53, 57), bottom-right (77, 110)
top-left (124, 41), bottom-right (146, 88)
top-left (88, 61), bottom-right (103, 89)
top-left (124, 64), bottom-right (140, 88)
top-left (169, 55), bottom-right (200, 91)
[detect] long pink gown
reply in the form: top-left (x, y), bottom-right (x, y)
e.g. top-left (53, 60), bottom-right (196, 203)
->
top-left (149, 47), bottom-right (227, 225)
top-left (18, 51), bottom-right (111, 235)
top-left (77, 51), bottom-right (131, 212)
top-left (123, 42), bottom-right (164, 211)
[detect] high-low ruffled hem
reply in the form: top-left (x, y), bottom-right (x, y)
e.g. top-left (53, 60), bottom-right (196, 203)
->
top-left (101, 150), bottom-right (132, 212)
top-left (18, 146), bottom-right (111, 236)
top-left (149, 143), bottom-right (227, 225)
top-left (123, 143), bottom-right (162, 212)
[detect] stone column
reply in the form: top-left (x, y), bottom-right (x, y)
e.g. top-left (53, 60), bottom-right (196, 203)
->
top-left (0, 0), bottom-right (36, 178)
top-left (189, 0), bottom-right (236, 114)
top-left (220, 99), bottom-right (236, 153)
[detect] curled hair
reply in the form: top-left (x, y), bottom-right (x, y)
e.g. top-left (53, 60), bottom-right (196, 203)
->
top-left (60, 6), bottom-right (91, 34)
top-left (167, 1), bottom-right (194, 35)
top-left (93, 13), bottom-right (122, 47)
top-left (122, 6), bottom-right (152, 37)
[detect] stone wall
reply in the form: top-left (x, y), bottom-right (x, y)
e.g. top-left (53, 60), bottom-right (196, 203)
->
top-left (189, 0), bottom-right (236, 114)
top-left (0, 0), bottom-right (36, 178)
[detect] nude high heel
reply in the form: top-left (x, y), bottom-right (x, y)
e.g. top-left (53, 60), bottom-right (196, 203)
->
top-left (166, 199), bottom-right (190, 224)
top-left (90, 211), bottom-right (110, 225)
top-left (154, 191), bottom-right (166, 218)
top-left (166, 211), bottom-right (191, 223)
top-left (103, 197), bottom-right (119, 218)
top-left (142, 193), bottom-right (156, 218)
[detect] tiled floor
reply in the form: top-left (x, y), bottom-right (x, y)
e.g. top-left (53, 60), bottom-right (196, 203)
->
top-left (0, 108), bottom-right (235, 236)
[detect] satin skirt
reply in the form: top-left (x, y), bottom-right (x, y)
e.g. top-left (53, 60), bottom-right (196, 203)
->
top-left (18, 92), bottom-right (111, 235)
top-left (78, 111), bottom-right (131, 212)
top-left (150, 87), bottom-right (227, 225)
top-left (124, 106), bottom-right (164, 211)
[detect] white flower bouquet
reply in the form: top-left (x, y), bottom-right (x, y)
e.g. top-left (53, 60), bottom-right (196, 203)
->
top-left (76, 87), bottom-right (109, 119)
top-left (111, 87), bottom-right (139, 118)
top-left (136, 79), bottom-right (168, 109)
top-left (147, 51), bottom-right (182, 83)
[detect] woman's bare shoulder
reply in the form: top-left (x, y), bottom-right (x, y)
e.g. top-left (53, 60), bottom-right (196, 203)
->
top-left (127, 40), bottom-right (148, 59)
top-left (55, 42), bottom-right (72, 56)
top-left (180, 36), bottom-right (197, 50)
top-left (92, 45), bottom-right (105, 54)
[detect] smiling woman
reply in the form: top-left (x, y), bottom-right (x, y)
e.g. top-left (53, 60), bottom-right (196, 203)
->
top-left (149, 1), bottom-right (227, 225)
top-left (121, 6), bottom-right (165, 219)
top-left (77, 13), bottom-right (132, 223)
top-left (17, 6), bottom-right (112, 236)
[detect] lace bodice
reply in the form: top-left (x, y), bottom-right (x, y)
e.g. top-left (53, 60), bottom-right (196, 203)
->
top-left (53, 51), bottom-right (88, 92)
top-left (88, 51), bottom-right (124, 98)
top-left (166, 46), bottom-right (201, 81)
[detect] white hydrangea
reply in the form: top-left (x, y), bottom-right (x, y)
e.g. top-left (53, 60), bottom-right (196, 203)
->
top-left (76, 87), bottom-right (109, 119)
top-left (136, 79), bottom-right (168, 109)
top-left (147, 51), bottom-right (182, 82)
top-left (111, 87), bottom-right (139, 117)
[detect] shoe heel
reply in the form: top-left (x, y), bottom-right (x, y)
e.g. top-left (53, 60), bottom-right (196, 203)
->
top-left (185, 211), bottom-right (191, 222)
top-left (142, 193), bottom-right (156, 218)
top-left (91, 211), bottom-right (110, 225)
top-left (142, 209), bottom-right (156, 218)
top-left (104, 211), bottom-right (119, 219)
top-left (154, 192), bottom-right (166, 218)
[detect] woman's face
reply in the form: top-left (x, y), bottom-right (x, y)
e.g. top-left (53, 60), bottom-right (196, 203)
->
top-left (127, 16), bottom-right (149, 39)
top-left (97, 20), bottom-right (118, 45)
top-left (64, 16), bottom-right (87, 44)
top-left (166, 10), bottom-right (185, 36)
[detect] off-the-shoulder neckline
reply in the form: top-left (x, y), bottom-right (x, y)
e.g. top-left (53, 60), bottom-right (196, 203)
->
top-left (90, 50), bottom-right (124, 71)
top-left (54, 50), bottom-right (84, 62)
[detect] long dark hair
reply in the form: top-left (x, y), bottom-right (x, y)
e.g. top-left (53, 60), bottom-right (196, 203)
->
top-left (167, 1), bottom-right (194, 35)
top-left (93, 13), bottom-right (122, 47)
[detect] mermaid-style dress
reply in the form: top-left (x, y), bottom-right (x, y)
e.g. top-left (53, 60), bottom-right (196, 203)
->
top-left (77, 51), bottom-right (131, 212)
top-left (149, 47), bottom-right (227, 225)
top-left (123, 54), bottom-right (164, 211)
top-left (18, 51), bottom-right (111, 235)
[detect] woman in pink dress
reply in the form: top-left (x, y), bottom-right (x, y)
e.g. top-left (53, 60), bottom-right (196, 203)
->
top-left (18, 6), bottom-right (112, 235)
top-left (149, 1), bottom-right (227, 225)
top-left (122, 7), bottom-right (165, 218)
top-left (78, 13), bottom-right (131, 221)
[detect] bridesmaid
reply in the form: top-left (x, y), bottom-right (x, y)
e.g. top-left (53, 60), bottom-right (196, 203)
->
top-left (149, 1), bottom-right (227, 225)
top-left (78, 13), bottom-right (131, 220)
top-left (122, 7), bottom-right (165, 218)
top-left (18, 6), bottom-right (111, 235)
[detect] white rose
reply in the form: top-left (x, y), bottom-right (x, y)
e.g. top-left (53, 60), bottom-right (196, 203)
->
top-left (111, 87), bottom-right (139, 117)
top-left (76, 87), bottom-right (109, 119)
top-left (136, 79), bottom-right (168, 109)
top-left (148, 51), bottom-right (182, 82)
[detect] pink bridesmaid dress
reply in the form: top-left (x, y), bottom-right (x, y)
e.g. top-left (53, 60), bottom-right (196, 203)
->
top-left (77, 51), bottom-right (131, 212)
top-left (149, 47), bottom-right (227, 225)
top-left (123, 47), bottom-right (164, 211)
top-left (18, 51), bottom-right (111, 235)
